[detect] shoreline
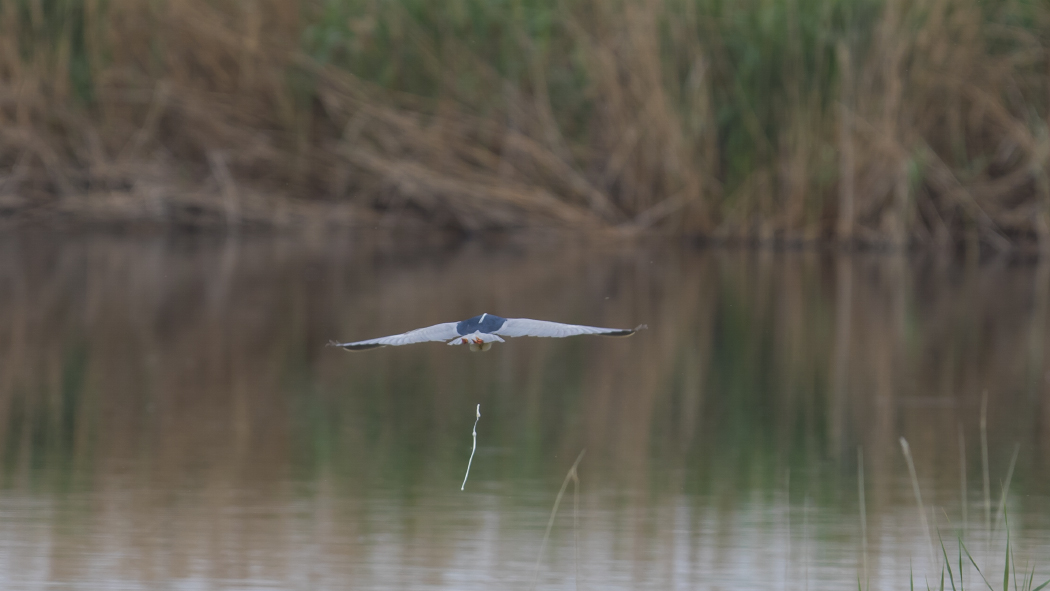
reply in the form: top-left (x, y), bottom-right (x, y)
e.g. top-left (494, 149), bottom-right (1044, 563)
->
top-left (4, 189), bottom-right (1049, 259)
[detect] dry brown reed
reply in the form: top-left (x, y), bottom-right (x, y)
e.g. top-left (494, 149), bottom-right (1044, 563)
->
top-left (3, 0), bottom-right (1050, 245)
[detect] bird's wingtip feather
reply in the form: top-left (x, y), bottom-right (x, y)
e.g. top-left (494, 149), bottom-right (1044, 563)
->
top-left (342, 343), bottom-right (387, 351)
top-left (600, 324), bottom-right (646, 337)
top-left (329, 340), bottom-right (387, 351)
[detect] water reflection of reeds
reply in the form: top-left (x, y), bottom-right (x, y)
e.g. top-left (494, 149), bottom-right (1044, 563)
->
top-left (0, 234), bottom-right (1048, 587)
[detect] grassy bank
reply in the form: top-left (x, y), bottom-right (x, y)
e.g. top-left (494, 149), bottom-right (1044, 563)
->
top-left (2, 0), bottom-right (1049, 246)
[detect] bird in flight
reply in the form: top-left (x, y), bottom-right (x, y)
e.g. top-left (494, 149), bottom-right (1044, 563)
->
top-left (330, 313), bottom-right (645, 352)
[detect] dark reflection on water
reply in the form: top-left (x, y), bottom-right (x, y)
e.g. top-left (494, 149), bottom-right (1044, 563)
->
top-left (0, 233), bottom-right (1049, 590)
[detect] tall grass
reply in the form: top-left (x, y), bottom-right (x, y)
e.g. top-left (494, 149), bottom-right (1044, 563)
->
top-left (2, 0), bottom-right (1050, 241)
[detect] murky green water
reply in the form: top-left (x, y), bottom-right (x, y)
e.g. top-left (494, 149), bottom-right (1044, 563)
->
top-left (1, 233), bottom-right (1049, 590)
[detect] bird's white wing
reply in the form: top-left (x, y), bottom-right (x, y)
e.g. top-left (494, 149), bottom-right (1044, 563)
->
top-left (495, 318), bottom-right (640, 339)
top-left (330, 322), bottom-right (461, 350)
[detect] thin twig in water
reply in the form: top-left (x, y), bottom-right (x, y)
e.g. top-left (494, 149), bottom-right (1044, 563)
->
top-left (982, 390), bottom-right (991, 533)
top-left (959, 425), bottom-right (968, 533)
top-left (531, 449), bottom-right (586, 591)
top-left (785, 469), bottom-right (791, 590)
top-left (859, 446), bottom-right (869, 591)
top-left (461, 404), bottom-right (480, 491)
top-left (574, 454), bottom-right (580, 591)
top-left (804, 494), bottom-right (811, 591)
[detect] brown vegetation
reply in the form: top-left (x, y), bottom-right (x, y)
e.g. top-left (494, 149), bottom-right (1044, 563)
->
top-left (2, 0), bottom-right (1050, 247)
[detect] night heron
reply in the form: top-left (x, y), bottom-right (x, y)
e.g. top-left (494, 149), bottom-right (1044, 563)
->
top-left (329, 313), bottom-right (645, 352)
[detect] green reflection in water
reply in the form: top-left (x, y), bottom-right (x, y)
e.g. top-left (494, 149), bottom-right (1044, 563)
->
top-left (0, 234), bottom-right (1048, 588)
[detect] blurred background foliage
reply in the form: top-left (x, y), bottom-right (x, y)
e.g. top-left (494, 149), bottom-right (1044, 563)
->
top-left (2, 0), bottom-right (1050, 246)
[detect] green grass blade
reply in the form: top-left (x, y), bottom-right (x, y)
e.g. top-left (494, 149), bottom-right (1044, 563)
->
top-left (961, 539), bottom-right (996, 591)
top-left (1032, 580), bottom-right (1050, 591)
top-left (1004, 529), bottom-right (1010, 591)
top-left (941, 534), bottom-right (957, 591)
top-left (1009, 514), bottom-right (1018, 591)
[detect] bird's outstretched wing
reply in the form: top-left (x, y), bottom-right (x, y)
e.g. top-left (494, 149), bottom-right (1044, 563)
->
top-left (329, 322), bottom-right (461, 350)
top-left (495, 318), bottom-right (642, 339)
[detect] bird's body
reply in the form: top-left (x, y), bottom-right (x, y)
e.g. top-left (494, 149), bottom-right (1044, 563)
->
top-left (456, 313), bottom-right (508, 336)
top-left (330, 313), bottom-right (643, 352)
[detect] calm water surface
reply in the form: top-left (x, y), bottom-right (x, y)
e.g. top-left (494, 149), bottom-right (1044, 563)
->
top-left (1, 233), bottom-right (1049, 590)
